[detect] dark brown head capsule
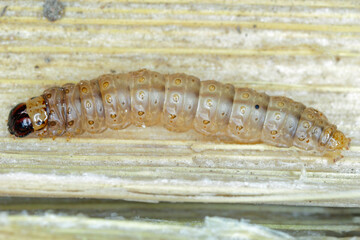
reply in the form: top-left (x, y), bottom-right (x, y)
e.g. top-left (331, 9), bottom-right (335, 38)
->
top-left (8, 103), bottom-right (34, 137)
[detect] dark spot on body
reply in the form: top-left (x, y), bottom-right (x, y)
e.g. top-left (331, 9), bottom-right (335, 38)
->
top-left (34, 65), bottom-right (39, 69)
top-left (255, 104), bottom-right (259, 109)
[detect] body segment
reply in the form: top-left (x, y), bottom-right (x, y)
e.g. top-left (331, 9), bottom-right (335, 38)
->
top-left (193, 80), bottom-right (235, 135)
top-left (130, 69), bottom-right (165, 127)
top-left (43, 87), bottom-right (67, 136)
top-left (163, 73), bottom-right (200, 132)
top-left (99, 74), bottom-right (132, 130)
top-left (227, 88), bottom-right (269, 143)
top-left (63, 83), bottom-right (83, 136)
top-left (261, 96), bottom-right (306, 148)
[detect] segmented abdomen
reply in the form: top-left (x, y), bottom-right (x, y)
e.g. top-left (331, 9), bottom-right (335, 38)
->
top-left (39, 69), bottom-right (339, 153)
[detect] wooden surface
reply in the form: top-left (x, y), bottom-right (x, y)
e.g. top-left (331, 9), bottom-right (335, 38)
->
top-left (0, 0), bottom-right (360, 208)
top-left (1, 198), bottom-right (360, 239)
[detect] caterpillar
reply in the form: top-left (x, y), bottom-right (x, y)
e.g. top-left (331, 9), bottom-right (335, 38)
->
top-left (8, 69), bottom-right (350, 160)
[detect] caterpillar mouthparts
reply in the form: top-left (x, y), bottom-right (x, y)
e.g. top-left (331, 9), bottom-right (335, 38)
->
top-left (8, 69), bottom-right (350, 159)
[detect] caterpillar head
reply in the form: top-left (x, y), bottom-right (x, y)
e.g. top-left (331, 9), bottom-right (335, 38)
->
top-left (8, 103), bottom-right (34, 137)
top-left (8, 96), bottom-right (48, 138)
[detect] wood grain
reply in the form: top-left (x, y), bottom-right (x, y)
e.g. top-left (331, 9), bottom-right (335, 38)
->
top-left (0, 0), bottom-right (360, 207)
top-left (1, 198), bottom-right (359, 239)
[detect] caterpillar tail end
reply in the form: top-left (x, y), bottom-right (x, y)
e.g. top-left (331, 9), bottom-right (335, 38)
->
top-left (327, 130), bottom-right (351, 152)
top-left (8, 103), bottom-right (34, 138)
top-left (325, 130), bottom-right (351, 162)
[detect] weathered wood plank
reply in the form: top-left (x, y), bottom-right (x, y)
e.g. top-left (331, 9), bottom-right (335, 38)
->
top-left (0, 0), bottom-right (359, 207)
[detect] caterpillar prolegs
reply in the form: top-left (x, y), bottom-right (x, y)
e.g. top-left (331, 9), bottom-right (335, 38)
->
top-left (8, 69), bottom-right (350, 159)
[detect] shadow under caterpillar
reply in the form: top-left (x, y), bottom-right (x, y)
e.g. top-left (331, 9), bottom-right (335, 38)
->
top-left (8, 69), bottom-right (350, 160)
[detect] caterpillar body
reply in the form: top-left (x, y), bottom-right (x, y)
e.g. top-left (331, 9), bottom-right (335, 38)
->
top-left (8, 69), bottom-right (350, 159)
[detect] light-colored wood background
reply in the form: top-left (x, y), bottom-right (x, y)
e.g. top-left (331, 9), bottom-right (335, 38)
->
top-left (2, 198), bottom-right (360, 240)
top-left (1, 0), bottom-right (360, 208)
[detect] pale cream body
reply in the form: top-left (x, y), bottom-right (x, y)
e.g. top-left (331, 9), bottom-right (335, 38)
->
top-left (26, 69), bottom-right (349, 155)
